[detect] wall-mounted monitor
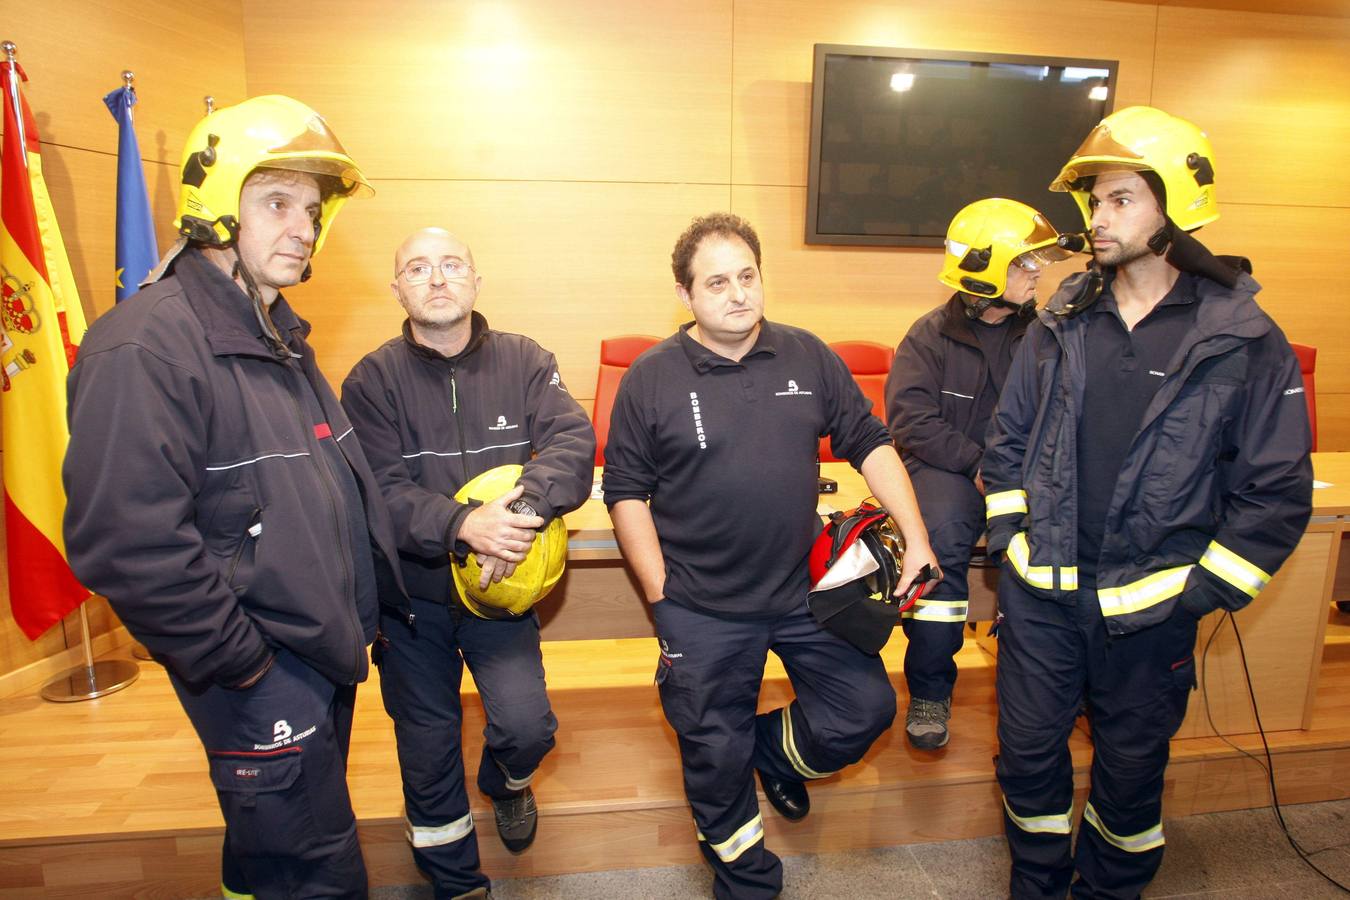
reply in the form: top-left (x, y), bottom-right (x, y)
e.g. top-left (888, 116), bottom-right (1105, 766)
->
top-left (806, 45), bottom-right (1117, 247)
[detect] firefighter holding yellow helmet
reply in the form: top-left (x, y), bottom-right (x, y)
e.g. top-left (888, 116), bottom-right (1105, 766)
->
top-left (65, 96), bottom-right (407, 897)
top-left (982, 107), bottom-right (1313, 898)
top-left (342, 227), bottom-right (595, 897)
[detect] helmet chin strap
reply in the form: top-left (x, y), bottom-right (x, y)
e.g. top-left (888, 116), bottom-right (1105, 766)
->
top-left (231, 246), bottom-right (300, 360)
top-left (963, 295), bottom-right (1036, 321)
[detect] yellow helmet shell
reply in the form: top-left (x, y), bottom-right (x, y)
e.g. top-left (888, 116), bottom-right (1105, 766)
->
top-left (938, 198), bottom-right (1072, 298)
top-left (1049, 106), bottom-right (1218, 232)
top-left (175, 95), bottom-right (372, 253)
top-left (451, 465), bottom-right (567, 620)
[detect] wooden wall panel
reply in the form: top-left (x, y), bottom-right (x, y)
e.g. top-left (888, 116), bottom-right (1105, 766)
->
top-left (240, 0), bottom-right (732, 185)
top-left (0, 0), bottom-right (247, 677)
top-left (296, 180), bottom-right (727, 397)
top-left (729, 183), bottom-right (1088, 350)
top-left (730, 0), bottom-right (1160, 188)
top-left (1152, 8), bottom-right (1350, 208)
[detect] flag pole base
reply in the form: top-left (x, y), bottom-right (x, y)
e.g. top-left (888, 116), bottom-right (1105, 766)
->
top-left (40, 659), bottom-right (139, 703)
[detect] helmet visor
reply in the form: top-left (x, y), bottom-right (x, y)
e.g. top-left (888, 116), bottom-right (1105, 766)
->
top-left (1015, 245), bottom-right (1074, 271)
top-left (1050, 121), bottom-right (1151, 191)
top-left (257, 157), bottom-right (374, 199)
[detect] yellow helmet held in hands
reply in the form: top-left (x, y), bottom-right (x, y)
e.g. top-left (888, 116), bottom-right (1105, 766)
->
top-left (938, 198), bottom-right (1073, 298)
top-left (1049, 106), bottom-right (1218, 232)
top-left (175, 94), bottom-right (373, 254)
top-left (451, 465), bottom-right (568, 620)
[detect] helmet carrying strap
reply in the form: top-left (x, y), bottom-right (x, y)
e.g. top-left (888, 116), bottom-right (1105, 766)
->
top-left (231, 245), bottom-right (300, 361)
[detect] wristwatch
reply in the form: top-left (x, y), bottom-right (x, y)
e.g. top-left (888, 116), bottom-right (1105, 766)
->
top-left (508, 498), bottom-right (538, 518)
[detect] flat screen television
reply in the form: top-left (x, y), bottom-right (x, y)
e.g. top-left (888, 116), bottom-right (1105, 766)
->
top-left (806, 45), bottom-right (1118, 247)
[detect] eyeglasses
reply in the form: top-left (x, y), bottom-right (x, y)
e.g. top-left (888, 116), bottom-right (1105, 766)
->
top-left (398, 260), bottom-right (475, 284)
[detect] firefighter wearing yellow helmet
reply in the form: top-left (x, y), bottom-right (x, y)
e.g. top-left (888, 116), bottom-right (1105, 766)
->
top-left (985, 106), bottom-right (1312, 898)
top-left (64, 95), bottom-right (401, 898)
top-left (452, 465), bottom-right (569, 619)
top-left (886, 198), bottom-right (1070, 752)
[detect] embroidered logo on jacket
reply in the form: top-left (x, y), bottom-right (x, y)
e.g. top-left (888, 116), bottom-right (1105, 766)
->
top-left (489, 415), bottom-right (519, 431)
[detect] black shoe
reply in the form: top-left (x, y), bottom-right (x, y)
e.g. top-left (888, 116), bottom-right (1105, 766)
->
top-left (492, 787), bottom-right (538, 852)
top-left (757, 769), bottom-right (809, 821)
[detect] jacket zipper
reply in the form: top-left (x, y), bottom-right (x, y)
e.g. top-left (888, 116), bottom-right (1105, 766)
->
top-left (225, 507), bottom-right (263, 588)
top-left (283, 361), bottom-right (362, 684)
top-left (450, 365), bottom-right (471, 486)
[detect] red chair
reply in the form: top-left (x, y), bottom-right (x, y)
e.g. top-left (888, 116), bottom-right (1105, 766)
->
top-left (592, 335), bottom-right (661, 465)
top-left (1291, 343), bottom-right (1317, 452)
top-left (820, 340), bottom-right (893, 463)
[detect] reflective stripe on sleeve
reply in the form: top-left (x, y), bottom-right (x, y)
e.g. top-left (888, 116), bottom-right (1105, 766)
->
top-left (697, 813), bottom-right (765, 863)
top-left (901, 597), bottom-right (969, 622)
top-left (986, 489), bottom-right (1029, 521)
top-left (781, 707), bottom-right (837, 779)
top-left (1083, 802), bottom-right (1165, 852)
top-left (221, 885), bottom-right (255, 900)
top-left (1097, 565), bottom-right (1192, 618)
top-left (1198, 540), bottom-right (1271, 599)
top-left (1006, 532), bottom-right (1078, 592)
top-left (406, 811), bottom-right (475, 847)
top-left (1002, 795), bottom-right (1073, 835)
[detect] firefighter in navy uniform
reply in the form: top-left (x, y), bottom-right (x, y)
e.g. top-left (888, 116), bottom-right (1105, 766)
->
top-left (981, 107), bottom-right (1313, 899)
top-left (63, 96), bottom-right (406, 899)
top-left (603, 213), bottom-right (940, 900)
top-left (341, 228), bottom-right (595, 900)
top-left (885, 199), bottom-right (1072, 750)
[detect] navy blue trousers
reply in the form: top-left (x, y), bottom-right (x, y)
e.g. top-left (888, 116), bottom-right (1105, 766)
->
top-left (995, 572), bottom-right (1198, 900)
top-left (170, 649), bottom-right (366, 900)
top-left (377, 597), bottom-right (557, 898)
top-left (902, 464), bottom-right (984, 700)
top-left (652, 598), bottom-right (896, 900)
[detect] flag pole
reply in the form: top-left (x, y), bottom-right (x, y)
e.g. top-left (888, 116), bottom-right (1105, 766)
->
top-left (0, 41), bottom-right (138, 701)
top-left (40, 600), bottom-right (140, 702)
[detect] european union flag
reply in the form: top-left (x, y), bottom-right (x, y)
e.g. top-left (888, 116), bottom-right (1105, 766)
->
top-left (103, 85), bottom-right (158, 302)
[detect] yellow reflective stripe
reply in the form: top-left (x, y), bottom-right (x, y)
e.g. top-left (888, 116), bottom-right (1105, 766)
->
top-left (221, 886), bottom-right (255, 900)
top-left (1198, 540), bottom-right (1270, 599)
top-left (1097, 565), bottom-right (1192, 617)
top-left (1002, 795), bottom-right (1073, 835)
top-left (781, 707), bottom-right (836, 779)
top-left (901, 597), bottom-right (969, 622)
top-left (1083, 801), bottom-right (1165, 853)
top-left (1006, 532), bottom-right (1077, 591)
top-left (700, 813), bottom-right (765, 863)
top-left (406, 812), bottom-right (475, 847)
top-left (986, 489), bottom-right (1028, 521)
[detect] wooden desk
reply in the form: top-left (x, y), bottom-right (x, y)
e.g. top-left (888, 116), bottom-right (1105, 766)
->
top-left (551, 455), bottom-right (1348, 737)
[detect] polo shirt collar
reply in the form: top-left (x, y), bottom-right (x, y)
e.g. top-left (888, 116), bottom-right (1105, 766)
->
top-left (677, 319), bottom-right (779, 373)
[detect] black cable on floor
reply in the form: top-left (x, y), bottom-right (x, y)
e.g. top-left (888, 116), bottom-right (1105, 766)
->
top-left (1199, 610), bottom-right (1350, 893)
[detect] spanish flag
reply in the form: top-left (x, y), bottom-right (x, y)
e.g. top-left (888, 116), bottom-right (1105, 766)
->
top-left (1, 56), bottom-right (89, 638)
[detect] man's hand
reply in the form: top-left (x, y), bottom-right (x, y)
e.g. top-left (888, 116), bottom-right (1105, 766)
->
top-left (475, 553), bottom-right (520, 590)
top-left (894, 541), bottom-right (942, 602)
top-left (974, 471), bottom-right (986, 495)
top-left (459, 484), bottom-right (545, 563)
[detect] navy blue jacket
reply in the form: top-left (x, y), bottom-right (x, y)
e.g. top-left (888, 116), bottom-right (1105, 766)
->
top-left (981, 268), bottom-right (1313, 634)
top-left (886, 294), bottom-right (1029, 477)
top-left (64, 250), bottom-right (407, 689)
top-left (341, 313), bottom-right (596, 606)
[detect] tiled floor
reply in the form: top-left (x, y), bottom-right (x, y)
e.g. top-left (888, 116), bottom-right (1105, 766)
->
top-left (368, 799), bottom-right (1350, 899)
